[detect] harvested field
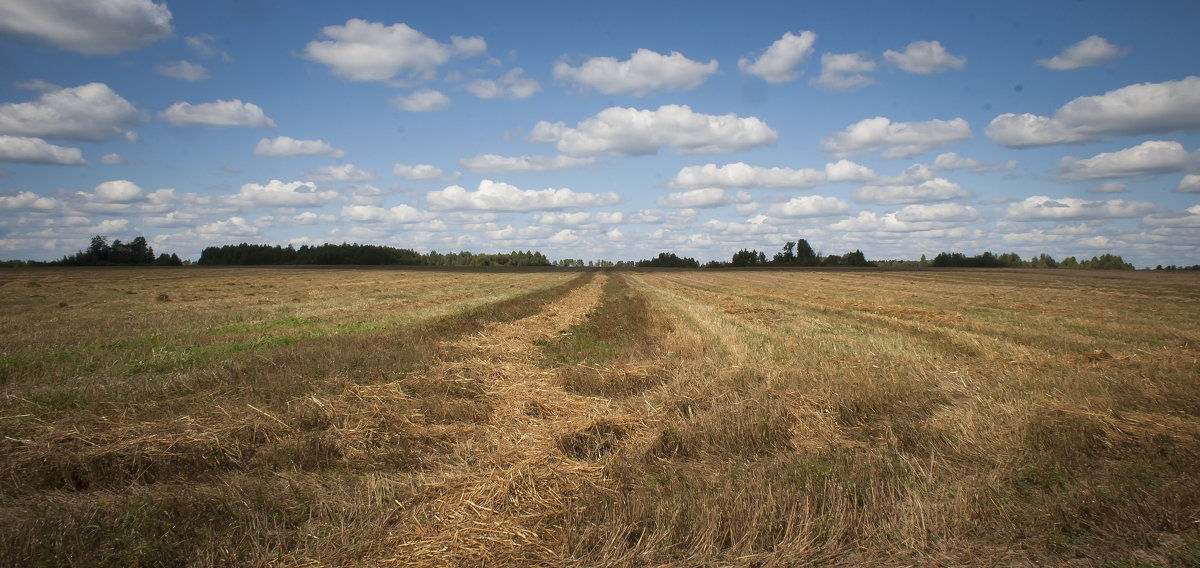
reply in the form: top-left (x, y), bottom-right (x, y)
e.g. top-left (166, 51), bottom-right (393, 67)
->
top-left (1, 267), bottom-right (1198, 566)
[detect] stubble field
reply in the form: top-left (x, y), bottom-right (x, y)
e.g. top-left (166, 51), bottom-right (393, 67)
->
top-left (1, 267), bottom-right (1198, 567)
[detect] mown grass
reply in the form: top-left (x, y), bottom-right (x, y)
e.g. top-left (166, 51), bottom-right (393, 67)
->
top-left (558, 269), bottom-right (1200, 566)
top-left (541, 272), bottom-right (674, 397)
top-left (0, 267), bottom-right (590, 566)
top-left (2, 267), bottom-right (1198, 566)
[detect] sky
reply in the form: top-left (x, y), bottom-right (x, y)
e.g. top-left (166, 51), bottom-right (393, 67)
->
top-left (1, 0), bottom-right (1198, 267)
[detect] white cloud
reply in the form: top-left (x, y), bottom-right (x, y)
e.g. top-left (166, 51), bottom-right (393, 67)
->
top-left (883, 40), bottom-right (966, 74)
top-left (530, 104), bottom-right (778, 156)
top-left (986, 77), bottom-right (1200, 147)
top-left (303, 19), bottom-right (484, 82)
top-left (465, 68), bottom-right (540, 100)
top-left (160, 99), bottom-right (275, 128)
top-left (304, 163), bottom-right (376, 182)
top-left (1004, 196), bottom-right (1157, 220)
top-left (0, 0), bottom-right (172, 55)
top-left (931, 152), bottom-right (1017, 173)
top-left (341, 204), bottom-right (426, 224)
top-left (155, 61), bottom-right (209, 82)
top-left (426, 179), bottom-right (620, 211)
top-left (0, 191), bottom-right (59, 211)
top-left (254, 136), bottom-right (346, 158)
top-left (185, 34), bottom-right (216, 59)
top-left (459, 154), bottom-right (594, 173)
top-left (533, 211), bottom-right (624, 227)
top-left (91, 180), bottom-right (143, 203)
top-left (894, 202), bottom-right (979, 223)
top-left (1057, 140), bottom-right (1192, 181)
top-left (391, 89), bottom-right (450, 112)
top-left (0, 135), bottom-right (85, 165)
top-left (0, 82), bottom-right (142, 141)
top-left (671, 162), bottom-right (823, 189)
top-left (392, 163), bottom-right (460, 181)
top-left (554, 48), bottom-right (718, 95)
top-left (813, 52), bottom-right (876, 91)
top-left (100, 152), bottom-right (127, 165)
top-left (738, 31), bottom-right (818, 83)
top-left (1142, 205), bottom-right (1200, 229)
top-left (766, 195), bottom-right (851, 218)
top-left (1087, 181), bottom-right (1127, 194)
top-left (701, 215), bottom-right (779, 237)
top-left (1038, 35), bottom-right (1127, 70)
top-left (228, 180), bottom-right (339, 208)
top-left (1175, 174), bottom-right (1200, 194)
top-left (830, 207), bottom-right (979, 234)
top-left (668, 160), bottom-right (877, 190)
top-left (657, 188), bottom-right (728, 209)
top-left (852, 178), bottom-right (969, 205)
top-left (821, 116), bottom-right (971, 159)
top-left (192, 217), bottom-right (261, 240)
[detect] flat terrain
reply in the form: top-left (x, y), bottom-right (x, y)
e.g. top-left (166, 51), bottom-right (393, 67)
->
top-left (1, 267), bottom-right (1198, 566)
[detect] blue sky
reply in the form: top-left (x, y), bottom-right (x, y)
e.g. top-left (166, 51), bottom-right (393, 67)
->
top-left (1, 0), bottom-right (1198, 267)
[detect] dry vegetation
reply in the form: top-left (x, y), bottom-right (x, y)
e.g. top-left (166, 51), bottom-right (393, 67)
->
top-left (1, 266), bottom-right (1198, 566)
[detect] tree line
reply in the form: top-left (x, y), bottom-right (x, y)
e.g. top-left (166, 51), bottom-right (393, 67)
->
top-left (196, 242), bottom-right (551, 267)
top-left (872, 251), bottom-right (1135, 270)
top-left (4, 235), bottom-right (185, 267)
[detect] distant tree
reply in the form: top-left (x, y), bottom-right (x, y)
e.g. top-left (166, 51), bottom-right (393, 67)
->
top-left (795, 239), bottom-right (817, 265)
top-left (637, 252), bottom-right (699, 268)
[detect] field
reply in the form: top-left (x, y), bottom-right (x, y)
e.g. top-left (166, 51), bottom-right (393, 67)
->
top-left (1, 267), bottom-right (1198, 567)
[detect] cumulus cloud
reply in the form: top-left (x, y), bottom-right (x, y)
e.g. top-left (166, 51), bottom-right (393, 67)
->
top-left (1004, 195), bottom-right (1157, 220)
top-left (254, 136), bottom-right (345, 158)
top-left (1087, 181), bottom-right (1127, 194)
top-left (426, 179), bottom-right (620, 211)
top-left (657, 188), bottom-right (728, 209)
top-left (391, 89), bottom-right (450, 112)
top-left (931, 152), bottom-right (1017, 173)
top-left (91, 180), bottom-right (143, 202)
top-left (155, 60), bottom-right (209, 82)
top-left (766, 195), bottom-right (851, 218)
top-left (185, 34), bottom-right (218, 59)
top-left (831, 204), bottom-right (978, 234)
top-left (341, 204), bottom-right (426, 224)
top-left (304, 163), bottom-right (376, 182)
top-left (1057, 140), bottom-right (1192, 181)
top-left (813, 52), bottom-right (876, 91)
top-left (228, 180), bottom-right (339, 208)
top-left (0, 191), bottom-right (59, 211)
top-left (530, 104), bottom-right (778, 156)
top-left (738, 31), bottom-right (818, 83)
top-left (160, 99), bottom-right (275, 128)
top-left (465, 68), bottom-right (540, 99)
top-left (1038, 35), bottom-right (1127, 70)
top-left (100, 152), bottom-right (127, 165)
top-left (1175, 174), bottom-right (1200, 194)
top-left (459, 154), bottom-right (594, 174)
top-left (192, 216), bottom-right (261, 240)
top-left (533, 211), bottom-right (624, 227)
top-left (821, 116), bottom-right (971, 159)
top-left (303, 19), bottom-right (484, 82)
top-left (0, 82), bottom-right (142, 141)
top-left (0, 135), bottom-right (85, 165)
top-left (0, 0), bottom-right (172, 55)
top-left (852, 178), bottom-right (970, 205)
top-left (392, 163), bottom-right (460, 181)
top-left (554, 48), bottom-right (718, 95)
top-left (882, 40), bottom-right (965, 74)
top-left (669, 159), bottom-right (875, 189)
top-left (985, 77), bottom-right (1200, 147)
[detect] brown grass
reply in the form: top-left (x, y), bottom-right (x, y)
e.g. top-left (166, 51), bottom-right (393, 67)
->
top-left (1, 267), bottom-right (1198, 566)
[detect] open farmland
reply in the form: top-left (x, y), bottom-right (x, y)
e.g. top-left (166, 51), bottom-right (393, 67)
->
top-left (1, 267), bottom-right (1198, 566)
